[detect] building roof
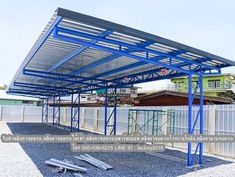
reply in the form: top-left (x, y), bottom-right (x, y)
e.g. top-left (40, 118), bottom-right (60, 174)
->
top-left (7, 8), bottom-right (235, 98)
top-left (136, 90), bottom-right (233, 105)
top-left (171, 73), bottom-right (235, 80)
top-left (0, 90), bottom-right (38, 101)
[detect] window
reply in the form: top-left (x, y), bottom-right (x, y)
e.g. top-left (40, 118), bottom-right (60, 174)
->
top-left (175, 82), bottom-right (184, 91)
top-left (192, 81), bottom-right (197, 89)
top-left (216, 80), bottom-right (221, 88)
top-left (130, 89), bottom-right (136, 94)
top-left (208, 80), bottom-right (221, 89)
top-left (22, 100), bottom-right (34, 106)
top-left (119, 88), bottom-right (126, 92)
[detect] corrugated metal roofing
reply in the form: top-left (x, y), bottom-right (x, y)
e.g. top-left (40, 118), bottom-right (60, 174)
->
top-left (7, 8), bottom-right (235, 98)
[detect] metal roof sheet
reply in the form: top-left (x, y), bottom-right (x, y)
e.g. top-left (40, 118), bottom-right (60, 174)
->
top-left (7, 8), bottom-right (235, 98)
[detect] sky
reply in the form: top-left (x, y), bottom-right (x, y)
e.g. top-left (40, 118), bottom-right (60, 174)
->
top-left (0, 0), bottom-right (235, 91)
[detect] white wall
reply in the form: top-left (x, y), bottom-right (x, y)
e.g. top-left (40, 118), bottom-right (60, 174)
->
top-left (0, 104), bottom-right (235, 158)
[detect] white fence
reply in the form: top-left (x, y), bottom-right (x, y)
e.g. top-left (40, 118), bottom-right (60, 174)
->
top-left (0, 105), bottom-right (235, 158)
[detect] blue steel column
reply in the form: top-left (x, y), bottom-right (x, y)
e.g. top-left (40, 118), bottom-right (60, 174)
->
top-left (52, 96), bottom-right (56, 126)
top-left (113, 87), bottom-right (117, 135)
top-left (41, 99), bottom-right (44, 122)
top-left (77, 92), bottom-right (81, 132)
top-left (58, 95), bottom-right (61, 125)
top-left (104, 88), bottom-right (108, 135)
top-left (70, 92), bottom-right (74, 132)
top-left (187, 74), bottom-right (192, 166)
top-left (46, 98), bottom-right (49, 123)
top-left (199, 74), bottom-right (204, 164)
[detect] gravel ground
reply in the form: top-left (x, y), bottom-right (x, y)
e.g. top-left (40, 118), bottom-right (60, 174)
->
top-left (0, 122), bottom-right (43, 177)
top-left (1, 122), bottom-right (235, 177)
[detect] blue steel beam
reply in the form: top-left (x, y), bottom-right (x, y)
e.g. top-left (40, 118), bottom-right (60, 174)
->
top-left (23, 17), bottom-right (63, 70)
top-left (11, 84), bottom-right (71, 97)
top-left (14, 16), bottom-right (62, 83)
top-left (23, 69), bottom-right (106, 88)
top-left (48, 30), bottom-right (113, 72)
top-left (31, 30), bottom-right (113, 89)
top-left (63, 64), bottom-right (220, 94)
top-left (42, 31), bottom-right (224, 92)
top-left (78, 71), bottom-right (184, 93)
top-left (112, 68), bottom-right (191, 86)
top-left (9, 87), bottom-right (56, 94)
top-left (70, 54), bottom-right (122, 75)
top-left (203, 69), bottom-right (222, 76)
top-left (56, 26), bottom-right (218, 71)
top-left (8, 88), bottom-right (69, 98)
top-left (8, 92), bottom-right (44, 99)
top-left (24, 69), bottom-right (107, 82)
top-left (8, 88), bottom-right (57, 96)
top-left (63, 55), bottom-right (164, 88)
top-left (62, 56), bottom-right (224, 90)
top-left (63, 40), bottom-right (155, 87)
top-left (94, 61), bottom-right (145, 78)
top-left (62, 57), bottom-right (204, 89)
top-left (15, 69), bottom-right (201, 101)
top-left (93, 51), bottom-right (190, 78)
top-left (74, 64), bottom-right (217, 94)
top-left (16, 45), bottom-right (222, 96)
top-left (7, 90), bottom-right (53, 97)
top-left (68, 41), bottom-right (155, 76)
top-left (14, 82), bottom-right (72, 92)
top-left (13, 84), bottom-right (67, 94)
top-left (54, 32), bottom-right (198, 75)
top-left (110, 61), bottom-right (223, 86)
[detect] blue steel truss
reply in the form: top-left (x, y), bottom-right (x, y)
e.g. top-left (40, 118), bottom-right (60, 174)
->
top-left (187, 74), bottom-right (204, 166)
top-left (7, 8), bottom-right (235, 167)
top-left (52, 95), bottom-right (61, 126)
top-left (104, 88), bottom-right (117, 135)
top-left (70, 92), bottom-right (80, 132)
top-left (42, 98), bottom-right (49, 123)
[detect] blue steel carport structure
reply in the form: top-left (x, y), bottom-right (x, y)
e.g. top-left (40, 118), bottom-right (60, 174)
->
top-left (7, 8), bottom-right (235, 167)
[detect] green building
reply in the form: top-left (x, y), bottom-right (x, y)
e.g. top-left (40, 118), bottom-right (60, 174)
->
top-left (0, 90), bottom-right (39, 106)
top-left (170, 74), bottom-right (235, 100)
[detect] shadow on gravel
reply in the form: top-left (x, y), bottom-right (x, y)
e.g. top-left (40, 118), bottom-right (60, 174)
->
top-left (6, 122), bottom-right (233, 177)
